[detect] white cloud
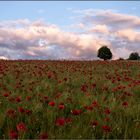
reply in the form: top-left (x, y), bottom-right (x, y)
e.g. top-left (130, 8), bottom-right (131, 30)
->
top-left (116, 29), bottom-right (140, 42)
top-left (0, 56), bottom-right (9, 60)
top-left (89, 24), bottom-right (109, 34)
top-left (0, 9), bottom-right (140, 60)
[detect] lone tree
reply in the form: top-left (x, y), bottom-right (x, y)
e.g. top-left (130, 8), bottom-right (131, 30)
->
top-left (128, 52), bottom-right (139, 60)
top-left (97, 46), bottom-right (112, 60)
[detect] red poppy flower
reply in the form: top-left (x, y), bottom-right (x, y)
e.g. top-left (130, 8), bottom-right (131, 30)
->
top-left (48, 101), bottom-right (55, 107)
top-left (65, 118), bottom-right (72, 124)
top-left (59, 102), bottom-right (64, 105)
top-left (25, 109), bottom-right (32, 115)
top-left (3, 92), bottom-right (9, 97)
top-left (39, 132), bottom-right (48, 139)
top-left (6, 109), bottom-right (16, 118)
top-left (55, 93), bottom-right (62, 99)
top-left (66, 97), bottom-right (73, 103)
top-left (102, 125), bottom-right (111, 133)
top-left (92, 100), bottom-right (98, 107)
top-left (71, 109), bottom-right (82, 115)
top-left (18, 107), bottom-right (25, 113)
top-left (9, 130), bottom-right (18, 139)
top-left (64, 77), bottom-right (68, 82)
top-left (81, 84), bottom-right (88, 92)
top-left (104, 117), bottom-right (110, 122)
top-left (58, 80), bottom-right (62, 84)
top-left (47, 72), bottom-right (54, 79)
top-left (124, 92), bottom-right (133, 96)
top-left (43, 96), bottom-right (48, 101)
top-left (15, 96), bottom-right (21, 103)
top-left (91, 83), bottom-right (96, 89)
top-left (26, 96), bottom-right (31, 101)
top-left (122, 101), bottom-right (128, 107)
top-left (105, 108), bottom-right (111, 115)
top-left (91, 121), bottom-right (98, 128)
top-left (58, 104), bottom-right (65, 110)
top-left (87, 105), bottom-right (94, 111)
top-left (55, 118), bottom-right (65, 126)
top-left (16, 122), bottom-right (26, 132)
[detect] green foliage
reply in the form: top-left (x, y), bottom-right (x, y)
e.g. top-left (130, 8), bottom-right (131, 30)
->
top-left (97, 46), bottom-right (112, 60)
top-left (128, 52), bottom-right (140, 60)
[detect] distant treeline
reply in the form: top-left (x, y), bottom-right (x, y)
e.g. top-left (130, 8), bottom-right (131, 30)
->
top-left (97, 46), bottom-right (140, 61)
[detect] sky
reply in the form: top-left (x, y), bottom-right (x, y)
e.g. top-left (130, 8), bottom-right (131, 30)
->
top-left (0, 1), bottom-right (140, 60)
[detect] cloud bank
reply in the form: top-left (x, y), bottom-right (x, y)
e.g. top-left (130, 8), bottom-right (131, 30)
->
top-left (0, 9), bottom-right (140, 60)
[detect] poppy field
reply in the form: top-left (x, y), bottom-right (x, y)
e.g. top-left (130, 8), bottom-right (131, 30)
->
top-left (0, 60), bottom-right (140, 139)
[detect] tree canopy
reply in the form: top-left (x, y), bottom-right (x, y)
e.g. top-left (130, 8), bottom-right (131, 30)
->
top-left (97, 46), bottom-right (112, 60)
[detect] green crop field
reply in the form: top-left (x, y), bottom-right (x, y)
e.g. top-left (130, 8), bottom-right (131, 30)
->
top-left (0, 60), bottom-right (140, 139)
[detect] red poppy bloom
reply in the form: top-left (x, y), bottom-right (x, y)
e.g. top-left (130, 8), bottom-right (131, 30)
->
top-left (48, 101), bottom-right (55, 107)
top-left (25, 109), bottom-right (32, 115)
top-left (15, 96), bottom-right (21, 103)
top-left (87, 105), bottom-right (94, 111)
top-left (71, 109), bottom-right (82, 115)
top-left (47, 72), bottom-right (54, 79)
top-left (58, 104), bottom-right (65, 110)
top-left (55, 118), bottom-right (65, 126)
top-left (65, 118), bottom-right (72, 124)
top-left (92, 100), bottom-right (98, 107)
top-left (105, 108), bottom-right (111, 115)
top-left (39, 132), bottom-right (48, 139)
top-left (122, 101), bottom-right (128, 107)
top-left (91, 121), bottom-right (98, 128)
top-left (83, 105), bottom-right (88, 109)
top-left (91, 83), bottom-right (96, 89)
top-left (9, 130), bottom-right (18, 139)
top-left (43, 96), bottom-right (48, 101)
top-left (124, 92), bottom-right (133, 96)
top-left (16, 122), bottom-right (26, 132)
top-left (104, 117), bottom-right (110, 122)
top-left (26, 96), bottom-right (31, 101)
top-left (18, 107), bottom-right (25, 113)
top-left (6, 109), bottom-right (16, 118)
top-left (102, 125), bottom-right (111, 133)
top-left (3, 92), bottom-right (9, 97)
top-left (64, 77), bottom-right (68, 81)
top-left (55, 93), bottom-right (62, 99)
top-left (81, 84), bottom-right (88, 92)
top-left (58, 80), bottom-right (62, 84)
top-left (59, 102), bottom-right (64, 105)
top-left (66, 97), bottom-right (73, 103)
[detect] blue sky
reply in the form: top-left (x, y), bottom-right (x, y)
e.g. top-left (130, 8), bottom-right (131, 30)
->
top-left (0, 1), bottom-right (140, 27)
top-left (0, 1), bottom-right (140, 60)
